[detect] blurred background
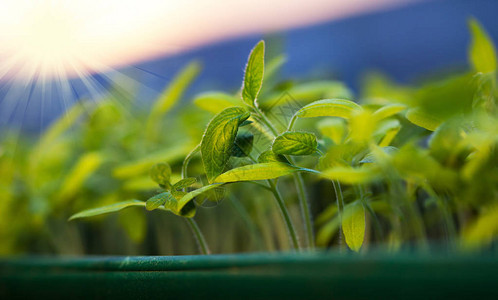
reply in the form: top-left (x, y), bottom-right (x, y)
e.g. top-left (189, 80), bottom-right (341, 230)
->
top-left (1, 0), bottom-right (497, 132)
top-left (1, 0), bottom-right (498, 256)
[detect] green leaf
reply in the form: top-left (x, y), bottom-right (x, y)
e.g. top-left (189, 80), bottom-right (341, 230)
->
top-left (272, 131), bottom-right (318, 156)
top-left (150, 61), bottom-right (201, 117)
top-left (201, 107), bottom-right (251, 183)
top-left (321, 165), bottom-right (379, 184)
top-left (194, 92), bottom-right (241, 114)
top-left (149, 162), bottom-right (172, 188)
top-left (177, 183), bottom-right (225, 213)
top-left (113, 144), bottom-right (192, 179)
top-left (342, 201), bottom-right (366, 252)
top-left (372, 103), bottom-right (406, 121)
top-left (468, 18), bottom-right (497, 73)
top-left (262, 81), bottom-right (354, 108)
top-left (317, 118), bottom-right (347, 145)
top-left (374, 119), bottom-right (401, 147)
top-left (232, 132), bottom-right (254, 157)
top-left (257, 150), bottom-right (290, 164)
top-left (69, 200), bottom-right (145, 221)
top-left (118, 208), bottom-right (146, 243)
top-left (58, 152), bottom-right (102, 201)
top-left (405, 108), bottom-right (442, 131)
top-left (146, 192), bottom-right (174, 211)
top-left (295, 99), bottom-right (361, 119)
top-left (172, 177), bottom-right (197, 191)
top-left (462, 204), bottom-right (498, 251)
top-left (214, 162), bottom-right (299, 183)
top-left (242, 40), bottom-right (265, 106)
top-left (264, 54), bottom-right (287, 83)
top-left (360, 146), bottom-right (398, 163)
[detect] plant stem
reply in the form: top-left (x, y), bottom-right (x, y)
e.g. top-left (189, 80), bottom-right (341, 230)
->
top-left (293, 171), bottom-right (314, 249)
top-left (332, 179), bottom-right (346, 251)
top-left (228, 194), bottom-right (266, 251)
top-left (252, 105), bottom-right (314, 249)
top-left (181, 143), bottom-right (201, 179)
top-left (185, 218), bottom-right (210, 255)
top-left (180, 144), bottom-right (210, 255)
top-left (332, 180), bottom-right (345, 219)
top-left (268, 180), bottom-right (300, 250)
top-left (356, 185), bottom-right (384, 241)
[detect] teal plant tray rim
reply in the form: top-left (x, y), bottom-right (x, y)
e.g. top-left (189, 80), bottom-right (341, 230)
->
top-left (2, 252), bottom-right (498, 299)
top-left (2, 251), bottom-right (498, 271)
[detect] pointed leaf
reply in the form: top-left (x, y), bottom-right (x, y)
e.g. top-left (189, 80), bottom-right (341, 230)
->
top-left (295, 99), bottom-right (361, 119)
top-left (149, 162), bottom-right (172, 188)
top-left (272, 131), bottom-right (318, 156)
top-left (242, 40), bottom-right (265, 106)
top-left (150, 61), bottom-right (201, 117)
top-left (468, 18), bottom-right (497, 73)
top-left (342, 201), bottom-right (366, 252)
top-left (201, 107), bottom-right (251, 183)
top-left (194, 92), bottom-right (241, 114)
top-left (172, 177), bottom-right (197, 191)
top-left (360, 146), bottom-right (398, 163)
top-left (69, 200), bottom-right (145, 221)
top-left (232, 132), bottom-right (254, 157)
top-left (405, 108), bottom-right (442, 131)
top-left (177, 183), bottom-right (225, 212)
top-left (372, 103), bottom-right (406, 121)
top-left (257, 150), bottom-right (290, 164)
top-left (146, 192), bottom-right (175, 211)
top-left (214, 162), bottom-right (299, 183)
top-left (321, 165), bottom-right (379, 184)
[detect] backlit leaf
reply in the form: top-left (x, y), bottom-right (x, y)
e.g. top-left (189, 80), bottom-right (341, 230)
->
top-left (200, 107), bottom-right (250, 183)
top-left (58, 152), bottom-right (102, 201)
top-left (150, 61), bottom-right (201, 117)
top-left (177, 183), bottom-right (224, 213)
top-left (242, 40), bottom-right (265, 106)
top-left (372, 103), bottom-right (406, 121)
top-left (194, 92), bottom-right (241, 114)
top-left (146, 192), bottom-right (175, 211)
top-left (342, 201), bottom-right (366, 252)
top-left (149, 162), bottom-right (171, 188)
top-left (172, 177), bottom-right (197, 191)
top-left (69, 200), bottom-right (145, 221)
top-left (468, 18), bottom-right (497, 73)
top-left (257, 150), bottom-right (289, 164)
top-left (321, 165), bottom-right (379, 184)
top-left (405, 108), bottom-right (442, 131)
top-left (317, 119), bottom-right (347, 145)
top-left (214, 162), bottom-right (299, 183)
top-left (295, 99), bottom-right (361, 119)
top-left (272, 131), bottom-right (318, 156)
top-left (232, 131), bottom-right (254, 157)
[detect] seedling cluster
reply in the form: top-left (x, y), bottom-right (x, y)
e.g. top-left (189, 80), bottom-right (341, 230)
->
top-left (1, 19), bottom-right (497, 255)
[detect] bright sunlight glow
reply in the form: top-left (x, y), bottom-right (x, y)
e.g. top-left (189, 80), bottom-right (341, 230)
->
top-left (0, 0), bottom-right (407, 81)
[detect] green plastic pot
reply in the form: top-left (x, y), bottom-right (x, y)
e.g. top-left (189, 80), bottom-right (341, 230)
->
top-left (1, 252), bottom-right (497, 299)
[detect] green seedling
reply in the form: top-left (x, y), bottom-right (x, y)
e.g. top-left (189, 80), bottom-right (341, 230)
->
top-left (2, 18), bottom-right (497, 256)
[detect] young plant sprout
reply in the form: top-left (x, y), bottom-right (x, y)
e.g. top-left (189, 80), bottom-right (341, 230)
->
top-left (63, 18), bottom-right (497, 254)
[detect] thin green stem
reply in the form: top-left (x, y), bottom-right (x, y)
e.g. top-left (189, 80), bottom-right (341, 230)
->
top-left (228, 194), bottom-right (266, 251)
top-left (268, 180), bottom-right (300, 250)
top-left (292, 168), bottom-right (314, 249)
top-left (181, 143), bottom-right (201, 179)
top-left (252, 106), bottom-right (314, 249)
top-left (287, 114), bottom-right (298, 132)
top-left (332, 180), bottom-right (345, 219)
top-left (253, 106), bottom-right (279, 136)
top-left (185, 218), bottom-right (210, 255)
top-left (332, 180), bottom-right (345, 251)
top-left (421, 183), bottom-right (457, 244)
top-left (356, 185), bottom-right (384, 241)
